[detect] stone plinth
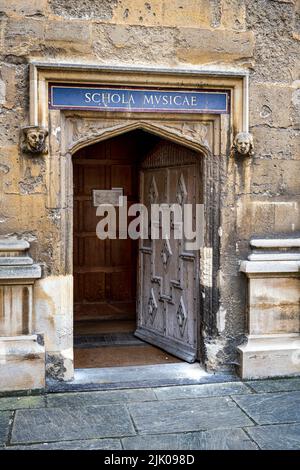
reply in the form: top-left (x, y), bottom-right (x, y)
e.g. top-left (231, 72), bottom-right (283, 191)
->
top-left (238, 238), bottom-right (300, 379)
top-left (0, 238), bottom-right (45, 391)
top-left (0, 238), bottom-right (41, 336)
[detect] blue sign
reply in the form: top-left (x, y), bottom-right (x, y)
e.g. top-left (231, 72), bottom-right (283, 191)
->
top-left (50, 85), bottom-right (229, 114)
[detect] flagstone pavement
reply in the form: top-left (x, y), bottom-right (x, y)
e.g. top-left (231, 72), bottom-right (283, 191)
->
top-left (1, 378), bottom-right (300, 450)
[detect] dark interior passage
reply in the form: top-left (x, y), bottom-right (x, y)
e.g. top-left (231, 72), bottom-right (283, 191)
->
top-left (73, 130), bottom-right (183, 368)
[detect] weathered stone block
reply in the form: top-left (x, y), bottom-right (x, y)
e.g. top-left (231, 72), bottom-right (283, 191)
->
top-left (274, 201), bottom-right (300, 233)
top-left (250, 159), bottom-right (300, 196)
top-left (154, 382), bottom-right (252, 400)
top-left (249, 82), bottom-right (294, 128)
top-left (233, 391), bottom-right (300, 424)
top-left (0, 0), bottom-right (48, 16)
top-left (0, 335), bottom-right (45, 392)
top-left (127, 396), bottom-right (253, 434)
top-left (46, 388), bottom-right (156, 408)
top-left (49, 0), bottom-right (117, 20)
top-left (249, 277), bottom-right (300, 335)
top-left (0, 411), bottom-right (12, 446)
top-left (278, 160), bottom-right (300, 194)
top-left (0, 285), bottom-right (34, 336)
top-left (4, 18), bottom-right (45, 56)
top-left (34, 275), bottom-right (73, 381)
top-left (239, 238), bottom-right (300, 379)
top-left (175, 28), bottom-right (254, 64)
top-left (44, 20), bottom-right (90, 43)
top-left (237, 199), bottom-right (300, 239)
top-left (220, 0), bottom-right (246, 31)
top-left (237, 199), bottom-right (275, 238)
top-left (248, 377), bottom-right (300, 393)
top-left (247, 423), bottom-right (300, 450)
top-left (8, 438), bottom-right (122, 450)
top-left (162, 0), bottom-right (212, 28)
top-left (0, 395), bottom-right (45, 411)
top-left (11, 404), bottom-right (135, 443)
top-left (252, 126), bottom-right (300, 160)
top-left (123, 428), bottom-right (258, 450)
top-left (0, 64), bottom-right (16, 110)
top-left (245, 0), bottom-right (296, 82)
top-left (239, 335), bottom-right (300, 379)
top-left (92, 24), bottom-right (176, 63)
top-left (110, 0), bottom-right (213, 28)
top-left (5, 18), bottom-right (45, 40)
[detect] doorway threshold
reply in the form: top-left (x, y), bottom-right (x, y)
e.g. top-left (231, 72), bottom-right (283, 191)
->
top-left (46, 363), bottom-right (239, 393)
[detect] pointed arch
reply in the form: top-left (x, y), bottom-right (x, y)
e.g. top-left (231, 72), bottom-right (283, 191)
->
top-left (68, 120), bottom-right (211, 158)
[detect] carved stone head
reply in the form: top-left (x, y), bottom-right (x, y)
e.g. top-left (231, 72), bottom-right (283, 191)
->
top-left (21, 126), bottom-right (48, 155)
top-left (232, 132), bottom-right (254, 157)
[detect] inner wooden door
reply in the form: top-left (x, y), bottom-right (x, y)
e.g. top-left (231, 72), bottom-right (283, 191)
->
top-left (73, 134), bottom-right (139, 323)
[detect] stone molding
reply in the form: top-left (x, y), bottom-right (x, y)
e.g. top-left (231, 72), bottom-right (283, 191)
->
top-left (0, 238), bottom-right (42, 284)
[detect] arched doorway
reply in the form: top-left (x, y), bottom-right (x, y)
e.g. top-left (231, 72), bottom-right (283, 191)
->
top-left (72, 130), bottom-right (203, 369)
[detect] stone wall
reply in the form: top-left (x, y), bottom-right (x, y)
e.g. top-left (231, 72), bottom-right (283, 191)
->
top-left (0, 1), bottom-right (299, 375)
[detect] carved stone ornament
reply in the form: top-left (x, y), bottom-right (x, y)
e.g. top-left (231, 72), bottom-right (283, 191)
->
top-left (147, 288), bottom-right (158, 324)
top-left (21, 126), bottom-right (49, 155)
top-left (231, 132), bottom-right (254, 157)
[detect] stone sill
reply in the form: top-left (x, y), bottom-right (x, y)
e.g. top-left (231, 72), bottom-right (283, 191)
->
top-left (251, 238), bottom-right (300, 249)
top-left (239, 334), bottom-right (300, 352)
top-left (240, 260), bottom-right (300, 274)
top-left (0, 256), bottom-right (34, 266)
top-left (0, 239), bottom-right (30, 252)
top-left (249, 253), bottom-right (300, 261)
top-left (0, 334), bottom-right (40, 342)
top-left (0, 264), bottom-right (42, 281)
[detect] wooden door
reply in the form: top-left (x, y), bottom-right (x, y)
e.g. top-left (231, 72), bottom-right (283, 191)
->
top-left (136, 140), bottom-right (201, 362)
top-left (73, 135), bottom-right (139, 321)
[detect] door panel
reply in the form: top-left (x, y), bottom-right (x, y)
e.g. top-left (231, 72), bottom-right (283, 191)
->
top-left (136, 141), bottom-right (201, 362)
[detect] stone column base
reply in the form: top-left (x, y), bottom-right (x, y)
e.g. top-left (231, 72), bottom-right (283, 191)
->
top-left (238, 334), bottom-right (300, 379)
top-left (0, 335), bottom-right (45, 392)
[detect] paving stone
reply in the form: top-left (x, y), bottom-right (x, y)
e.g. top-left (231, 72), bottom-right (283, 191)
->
top-left (0, 411), bottom-right (12, 446)
top-left (246, 423), bottom-right (300, 450)
top-left (0, 395), bottom-right (46, 411)
top-left (123, 428), bottom-right (258, 450)
top-left (233, 391), bottom-right (300, 425)
top-left (127, 397), bottom-right (253, 434)
top-left (5, 438), bottom-right (122, 450)
top-left (11, 405), bottom-right (135, 444)
top-left (46, 388), bottom-right (156, 408)
top-left (247, 378), bottom-right (300, 393)
top-left (154, 382), bottom-right (252, 400)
